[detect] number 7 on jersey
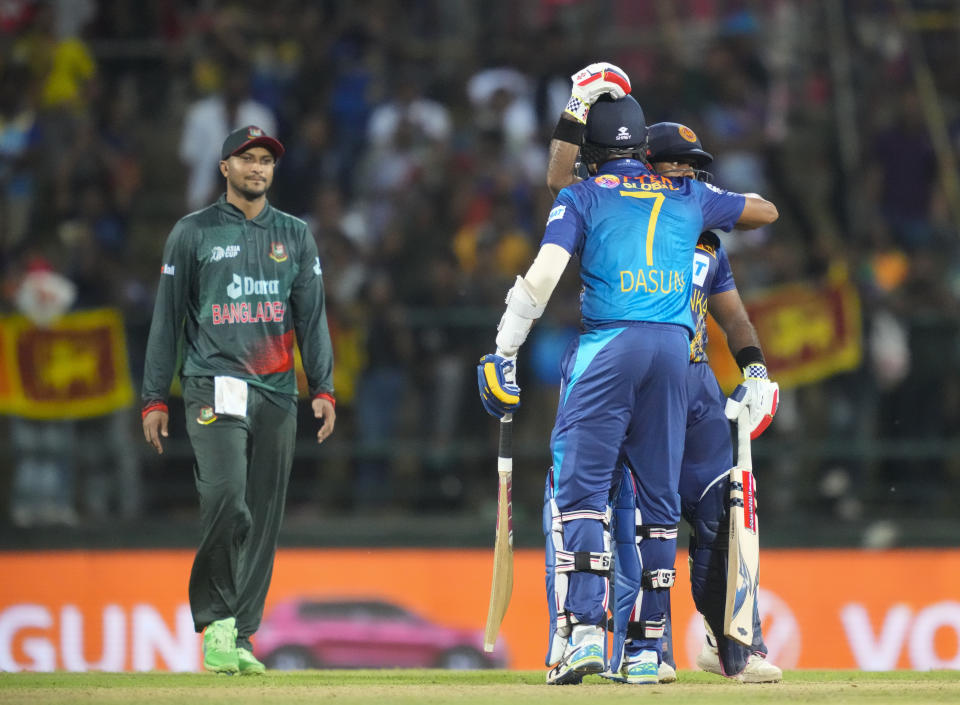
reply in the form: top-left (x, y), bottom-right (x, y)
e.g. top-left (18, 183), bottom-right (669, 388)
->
top-left (619, 190), bottom-right (665, 266)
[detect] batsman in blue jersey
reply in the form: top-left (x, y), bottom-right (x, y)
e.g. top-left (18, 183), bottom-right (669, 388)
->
top-left (642, 122), bottom-right (782, 684)
top-left (545, 70), bottom-right (782, 683)
top-left (477, 63), bottom-right (778, 686)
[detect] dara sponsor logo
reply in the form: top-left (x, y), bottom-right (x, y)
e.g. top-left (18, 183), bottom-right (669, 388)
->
top-left (226, 274), bottom-right (280, 300)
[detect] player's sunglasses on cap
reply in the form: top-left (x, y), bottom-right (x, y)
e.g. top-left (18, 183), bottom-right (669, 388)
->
top-left (221, 125), bottom-right (285, 160)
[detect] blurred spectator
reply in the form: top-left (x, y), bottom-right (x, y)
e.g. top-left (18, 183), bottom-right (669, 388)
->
top-left (275, 111), bottom-right (336, 218)
top-left (352, 271), bottom-right (413, 509)
top-left (178, 62), bottom-right (276, 210)
top-left (867, 91), bottom-right (939, 251)
top-left (0, 63), bottom-right (40, 257)
top-left (367, 72), bottom-right (451, 150)
top-left (7, 257), bottom-right (78, 527)
top-left (466, 65), bottom-right (545, 184)
top-left (0, 0), bottom-right (957, 535)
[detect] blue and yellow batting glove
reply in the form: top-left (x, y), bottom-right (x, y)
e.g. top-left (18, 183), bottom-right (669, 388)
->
top-left (477, 353), bottom-right (521, 419)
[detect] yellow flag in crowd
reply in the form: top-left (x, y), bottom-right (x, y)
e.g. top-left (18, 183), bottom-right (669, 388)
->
top-left (0, 308), bottom-right (134, 419)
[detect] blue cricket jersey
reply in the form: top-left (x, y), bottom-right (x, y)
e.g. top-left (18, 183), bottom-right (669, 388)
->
top-left (689, 231), bottom-right (736, 362)
top-left (542, 159), bottom-right (745, 335)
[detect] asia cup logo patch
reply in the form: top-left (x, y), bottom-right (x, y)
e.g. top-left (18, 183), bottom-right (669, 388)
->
top-left (197, 406), bottom-right (218, 425)
top-left (268, 242), bottom-right (288, 263)
top-left (594, 174), bottom-right (620, 188)
top-left (678, 125), bottom-right (698, 143)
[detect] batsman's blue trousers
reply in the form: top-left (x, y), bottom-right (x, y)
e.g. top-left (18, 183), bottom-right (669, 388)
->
top-left (545, 322), bottom-right (689, 637)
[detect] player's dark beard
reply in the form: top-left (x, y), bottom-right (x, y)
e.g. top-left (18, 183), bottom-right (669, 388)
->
top-left (231, 177), bottom-right (267, 201)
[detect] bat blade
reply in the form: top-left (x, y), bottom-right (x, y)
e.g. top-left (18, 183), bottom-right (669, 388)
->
top-left (724, 410), bottom-right (759, 647)
top-left (483, 414), bottom-right (514, 653)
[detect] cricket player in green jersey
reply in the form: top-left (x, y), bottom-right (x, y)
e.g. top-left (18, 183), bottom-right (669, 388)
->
top-left (141, 125), bottom-right (336, 675)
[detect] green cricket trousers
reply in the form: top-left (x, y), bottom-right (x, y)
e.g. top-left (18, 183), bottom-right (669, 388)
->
top-left (182, 376), bottom-right (296, 650)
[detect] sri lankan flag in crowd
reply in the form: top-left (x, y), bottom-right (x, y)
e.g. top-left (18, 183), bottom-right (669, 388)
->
top-left (0, 308), bottom-right (134, 419)
top-left (707, 271), bottom-right (862, 392)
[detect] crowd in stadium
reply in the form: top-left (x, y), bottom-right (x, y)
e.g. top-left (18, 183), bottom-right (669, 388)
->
top-left (0, 0), bottom-right (958, 540)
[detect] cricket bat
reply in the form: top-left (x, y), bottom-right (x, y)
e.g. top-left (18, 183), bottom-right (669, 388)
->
top-left (483, 413), bottom-right (514, 653)
top-left (724, 408), bottom-right (759, 647)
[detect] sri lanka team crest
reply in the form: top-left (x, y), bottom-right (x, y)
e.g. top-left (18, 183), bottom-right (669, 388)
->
top-left (679, 125), bottom-right (698, 143)
top-left (197, 406), bottom-right (218, 425)
top-left (594, 174), bottom-right (620, 188)
top-left (268, 242), bottom-right (288, 262)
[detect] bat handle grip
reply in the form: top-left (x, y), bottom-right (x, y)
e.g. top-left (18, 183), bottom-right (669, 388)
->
top-left (498, 413), bottom-right (513, 461)
top-left (736, 407), bottom-right (752, 469)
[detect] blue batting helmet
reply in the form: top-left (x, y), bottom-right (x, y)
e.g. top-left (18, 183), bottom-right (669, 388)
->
top-left (584, 94), bottom-right (647, 149)
top-left (645, 122), bottom-right (713, 168)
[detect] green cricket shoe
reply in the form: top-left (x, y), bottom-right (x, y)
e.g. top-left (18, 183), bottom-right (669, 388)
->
top-left (237, 647), bottom-right (266, 675)
top-left (203, 617), bottom-right (239, 674)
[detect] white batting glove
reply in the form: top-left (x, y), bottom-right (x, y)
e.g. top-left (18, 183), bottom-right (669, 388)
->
top-left (724, 363), bottom-right (779, 439)
top-left (565, 62), bottom-right (631, 124)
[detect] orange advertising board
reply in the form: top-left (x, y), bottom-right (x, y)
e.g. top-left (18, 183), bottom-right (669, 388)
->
top-left (1, 548), bottom-right (958, 672)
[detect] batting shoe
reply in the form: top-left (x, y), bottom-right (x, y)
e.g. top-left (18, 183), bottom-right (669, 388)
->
top-left (739, 654), bottom-right (783, 683)
top-left (696, 636), bottom-right (782, 683)
top-left (546, 624), bottom-right (606, 685)
top-left (658, 660), bottom-right (678, 683)
top-left (203, 617), bottom-right (239, 674)
top-left (237, 647), bottom-right (266, 675)
top-left (606, 649), bottom-right (659, 685)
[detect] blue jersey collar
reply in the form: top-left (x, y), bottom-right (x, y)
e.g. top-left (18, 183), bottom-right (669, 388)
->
top-left (597, 158), bottom-right (652, 176)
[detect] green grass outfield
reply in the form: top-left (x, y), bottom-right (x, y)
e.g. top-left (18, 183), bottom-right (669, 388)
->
top-left (2, 670), bottom-right (960, 704)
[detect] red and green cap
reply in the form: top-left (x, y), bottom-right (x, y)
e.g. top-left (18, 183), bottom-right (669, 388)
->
top-left (220, 125), bottom-right (285, 160)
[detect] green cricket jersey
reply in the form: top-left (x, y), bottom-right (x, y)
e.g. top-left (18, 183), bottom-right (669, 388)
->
top-left (142, 195), bottom-right (334, 408)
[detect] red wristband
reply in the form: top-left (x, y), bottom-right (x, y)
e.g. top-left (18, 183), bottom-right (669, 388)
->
top-left (142, 401), bottom-right (169, 419)
top-left (314, 392), bottom-right (335, 408)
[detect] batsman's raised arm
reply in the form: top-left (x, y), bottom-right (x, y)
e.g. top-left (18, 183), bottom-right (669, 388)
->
top-left (547, 62), bottom-right (632, 197)
top-left (547, 116), bottom-right (584, 197)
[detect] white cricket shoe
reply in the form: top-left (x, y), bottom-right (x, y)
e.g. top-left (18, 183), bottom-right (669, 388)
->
top-left (696, 636), bottom-right (782, 683)
top-left (695, 634), bottom-right (722, 674)
top-left (546, 624), bottom-right (605, 685)
top-left (658, 660), bottom-right (677, 683)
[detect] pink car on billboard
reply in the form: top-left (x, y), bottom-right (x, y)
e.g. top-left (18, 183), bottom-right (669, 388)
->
top-left (254, 598), bottom-right (509, 670)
